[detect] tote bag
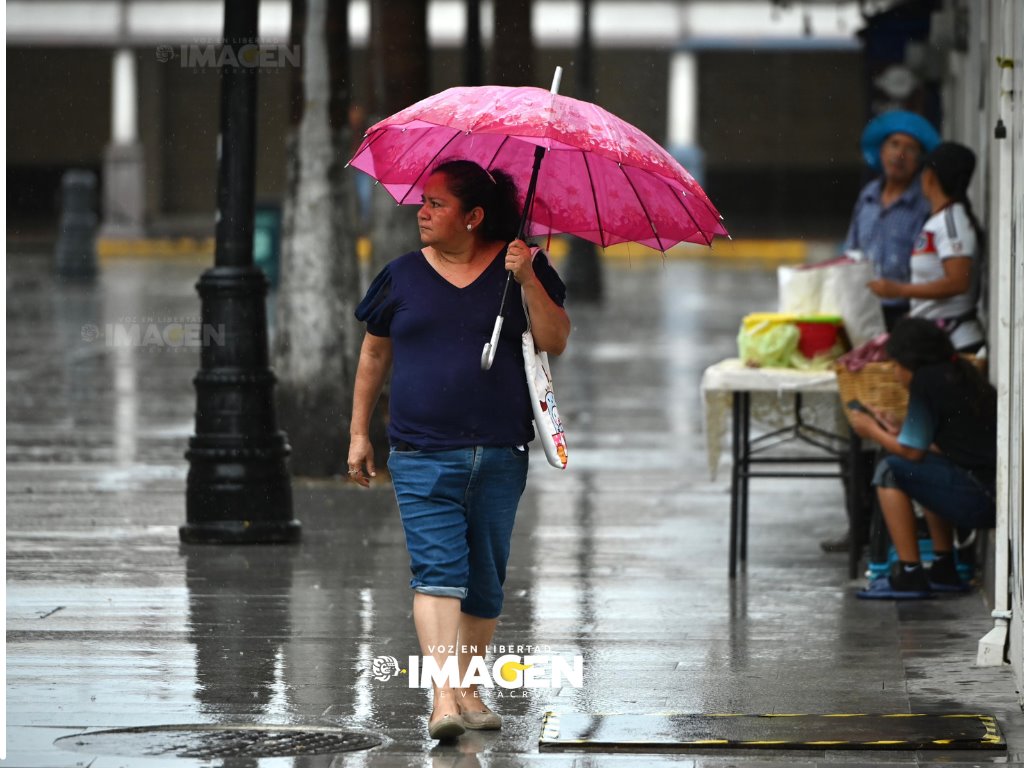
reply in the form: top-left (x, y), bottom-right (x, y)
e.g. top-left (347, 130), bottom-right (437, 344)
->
top-left (521, 258), bottom-right (568, 470)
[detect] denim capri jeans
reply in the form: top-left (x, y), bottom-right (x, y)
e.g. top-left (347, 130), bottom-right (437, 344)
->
top-left (873, 452), bottom-right (995, 529)
top-left (388, 445), bottom-right (529, 619)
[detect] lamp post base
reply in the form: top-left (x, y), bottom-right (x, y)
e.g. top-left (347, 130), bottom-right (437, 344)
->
top-left (179, 519), bottom-right (301, 545)
top-left (183, 430), bottom-right (299, 544)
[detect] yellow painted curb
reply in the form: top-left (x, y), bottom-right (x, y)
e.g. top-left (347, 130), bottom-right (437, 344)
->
top-left (96, 234), bottom-right (808, 267)
top-left (599, 238), bottom-right (807, 264)
top-left (97, 237), bottom-right (215, 261)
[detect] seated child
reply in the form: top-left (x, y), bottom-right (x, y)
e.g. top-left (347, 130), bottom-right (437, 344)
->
top-left (846, 318), bottom-right (995, 599)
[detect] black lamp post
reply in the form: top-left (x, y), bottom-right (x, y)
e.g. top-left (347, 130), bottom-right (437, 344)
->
top-left (464, 0), bottom-right (482, 85)
top-left (181, 0), bottom-right (299, 544)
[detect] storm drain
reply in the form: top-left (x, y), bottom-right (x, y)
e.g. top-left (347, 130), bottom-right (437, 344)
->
top-left (55, 724), bottom-right (382, 759)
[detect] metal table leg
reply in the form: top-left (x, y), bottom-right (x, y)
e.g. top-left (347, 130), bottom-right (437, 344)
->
top-left (739, 391), bottom-right (751, 566)
top-left (729, 392), bottom-right (744, 578)
top-left (726, 388), bottom-right (847, 578)
top-left (847, 433), bottom-right (865, 579)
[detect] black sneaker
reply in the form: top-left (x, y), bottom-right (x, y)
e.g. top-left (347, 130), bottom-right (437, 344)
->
top-left (928, 554), bottom-right (971, 593)
top-left (889, 562), bottom-right (931, 592)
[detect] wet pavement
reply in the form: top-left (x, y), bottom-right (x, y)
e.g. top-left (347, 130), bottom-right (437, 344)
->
top-left (6, 251), bottom-right (1023, 767)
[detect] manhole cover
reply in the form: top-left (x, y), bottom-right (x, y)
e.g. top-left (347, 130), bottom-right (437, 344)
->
top-left (55, 725), bottom-right (382, 758)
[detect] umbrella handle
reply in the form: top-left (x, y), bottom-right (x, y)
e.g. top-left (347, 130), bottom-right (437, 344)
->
top-left (482, 66), bottom-right (561, 373)
top-left (480, 315), bottom-right (504, 370)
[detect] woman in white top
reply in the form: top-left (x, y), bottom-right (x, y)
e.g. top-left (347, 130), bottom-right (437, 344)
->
top-left (868, 142), bottom-right (986, 353)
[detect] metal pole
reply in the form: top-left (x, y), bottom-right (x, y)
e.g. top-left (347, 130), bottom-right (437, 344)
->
top-left (563, 0), bottom-right (604, 303)
top-left (464, 0), bottom-right (482, 85)
top-left (54, 170), bottom-right (98, 279)
top-left (182, 0), bottom-right (299, 544)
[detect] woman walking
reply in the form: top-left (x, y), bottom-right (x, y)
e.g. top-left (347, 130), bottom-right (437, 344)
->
top-left (347, 159), bottom-right (569, 740)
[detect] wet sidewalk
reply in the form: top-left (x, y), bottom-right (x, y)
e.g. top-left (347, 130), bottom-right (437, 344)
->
top-left (5, 252), bottom-right (1023, 767)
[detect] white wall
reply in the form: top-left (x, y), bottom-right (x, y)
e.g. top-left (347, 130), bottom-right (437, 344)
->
top-left (946, 0), bottom-right (1024, 700)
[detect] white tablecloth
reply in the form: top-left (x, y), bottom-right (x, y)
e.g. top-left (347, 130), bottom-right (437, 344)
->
top-left (700, 358), bottom-right (847, 479)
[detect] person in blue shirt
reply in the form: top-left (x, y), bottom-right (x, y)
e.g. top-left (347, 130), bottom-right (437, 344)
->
top-left (347, 159), bottom-right (569, 741)
top-left (844, 111), bottom-right (941, 331)
top-left (845, 318), bottom-right (996, 600)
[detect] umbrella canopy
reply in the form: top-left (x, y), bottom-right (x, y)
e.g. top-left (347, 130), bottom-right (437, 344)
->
top-left (349, 85), bottom-right (728, 250)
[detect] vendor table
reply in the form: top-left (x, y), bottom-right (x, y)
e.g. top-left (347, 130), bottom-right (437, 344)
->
top-left (701, 359), bottom-right (868, 579)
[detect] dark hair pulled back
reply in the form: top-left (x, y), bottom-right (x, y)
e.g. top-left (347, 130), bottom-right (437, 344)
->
top-left (924, 142), bottom-right (986, 255)
top-left (886, 317), bottom-right (994, 416)
top-left (432, 159), bottom-right (521, 242)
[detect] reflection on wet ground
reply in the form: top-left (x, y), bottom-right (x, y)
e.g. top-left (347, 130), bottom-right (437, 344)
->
top-left (6, 253), bottom-right (1022, 767)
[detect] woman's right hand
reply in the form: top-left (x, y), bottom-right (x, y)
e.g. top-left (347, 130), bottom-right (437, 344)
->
top-left (874, 410), bottom-right (901, 435)
top-left (347, 434), bottom-right (376, 487)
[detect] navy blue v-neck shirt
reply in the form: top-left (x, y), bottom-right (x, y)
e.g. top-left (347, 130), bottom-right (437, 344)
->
top-left (355, 247), bottom-right (566, 450)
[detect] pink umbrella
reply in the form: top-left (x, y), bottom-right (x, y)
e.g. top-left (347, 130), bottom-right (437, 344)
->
top-left (348, 78), bottom-right (728, 251)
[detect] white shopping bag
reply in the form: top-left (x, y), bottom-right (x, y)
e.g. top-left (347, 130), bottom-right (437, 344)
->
top-left (778, 266), bottom-right (824, 316)
top-left (779, 260), bottom-right (884, 347)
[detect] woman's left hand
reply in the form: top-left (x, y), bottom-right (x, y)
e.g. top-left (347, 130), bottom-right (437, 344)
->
top-left (867, 278), bottom-right (905, 299)
top-left (505, 239), bottom-right (536, 286)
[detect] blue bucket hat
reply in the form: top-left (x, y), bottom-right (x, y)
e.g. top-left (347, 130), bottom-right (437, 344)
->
top-left (860, 110), bottom-right (941, 171)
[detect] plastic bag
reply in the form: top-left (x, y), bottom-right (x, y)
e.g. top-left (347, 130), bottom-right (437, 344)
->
top-left (778, 260), bottom-right (885, 348)
top-left (738, 313), bottom-right (801, 368)
top-left (830, 262), bottom-right (885, 347)
top-left (778, 267), bottom-right (823, 316)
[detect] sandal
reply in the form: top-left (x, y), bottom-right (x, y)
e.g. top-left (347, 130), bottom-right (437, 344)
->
top-left (856, 576), bottom-right (934, 600)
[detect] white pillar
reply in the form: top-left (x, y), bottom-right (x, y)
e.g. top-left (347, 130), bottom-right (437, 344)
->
top-left (976, 2), bottom-right (1023, 688)
top-left (111, 48), bottom-right (138, 144)
top-left (666, 49), bottom-right (704, 186)
top-left (101, 48), bottom-right (146, 237)
top-left (667, 51), bottom-right (697, 148)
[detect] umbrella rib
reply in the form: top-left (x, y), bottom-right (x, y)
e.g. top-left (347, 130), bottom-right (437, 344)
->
top-left (581, 152), bottom-right (608, 249)
top-left (395, 129), bottom-right (465, 205)
top-left (665, 179), bottom-right (712, 247)
top-left (365, 125), bottom-right (443, 197)
top-left (346, 128), bottom-right (386, 168)
top-left (483, 134), bottom-right (512, 175)
top-left (620, 165), bottom-right (667, 254)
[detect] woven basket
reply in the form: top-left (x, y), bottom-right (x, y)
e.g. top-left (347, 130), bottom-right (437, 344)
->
top-left (834, 361), bottom-right (909, 422)
top-left (835, 355), bottom-right (987, 424)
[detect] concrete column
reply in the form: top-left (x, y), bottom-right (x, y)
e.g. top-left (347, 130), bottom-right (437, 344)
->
top-left (667, 49), bottom-right (704, 186)
top-left (112, 48), bottom-right (137, 143)
top-left (101, 48), bottom-right (146, 237)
